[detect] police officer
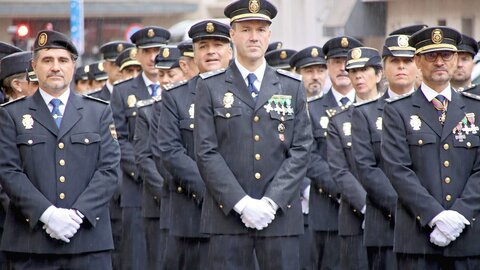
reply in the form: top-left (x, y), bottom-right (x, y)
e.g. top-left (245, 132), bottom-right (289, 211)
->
top-left (290, 46), bottom-right (328, 99)
top-left (74, 65), bottom-right (90, 94)
top-left (266, 41), bottom-right (282, 53)
top-left (265, 48), bottom-right (297, 71)
top-left (0, 29), bottom-right (120, 269)
top-left (115, 47), bottom-right (142, 80)
top-left (158, 19), bottom-right (232, 270)
top-left (86, 61), bottom-right (108, 92)
top-left (382, 26), bottom-right (480, 269)
top-left (0, 51), bottom-right (38, 101)
top-left (0, 42), bottom-right (22, 104)
top-left (451, 35), bottom-right (478, 91)
top-left (177, 40), bottom-right (199, 79)
top-left (195, 1), bottom-right (312, 269)
top-left (110, 26), bottom-right (170, 270)
top-left (156, 46), bottom-right (187, 87)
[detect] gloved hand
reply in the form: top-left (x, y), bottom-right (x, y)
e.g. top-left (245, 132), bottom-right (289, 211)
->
top-left (301, 186), bottom-right (310, 214)
top-left (41, 207), bottom-right (83, 243)
top-left (430, 227), bottom-right (451, 247)
top-left (430, 210), bottom-right (470, 241)
top-left (241, 197), bottom-right (275, 230)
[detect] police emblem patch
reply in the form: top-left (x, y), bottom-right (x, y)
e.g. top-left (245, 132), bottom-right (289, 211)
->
top-left (98, 62), bottom-right (104, 71)
top-left (410, 115), bottom-right (422, 131)
top-left (341, 37), bottom-right (349, 48)
top-left (38, 33), bottom-right (48, 47)
top-left (189, 104), bottom-right (195, 119)
top-left (130, 48), bottom-right (137, 59)
top-left (280, 51), bottom-right (287, 59)
top-left (162, 48), bottom-right (170, 58)
top-left (127, 95), bottom-right (137, 108)
top-left (223, 92), bottom-right (234, 108)
top-left (311, 48), bottom-right (319, 58)
top-left (22, 114), bottom-right (34, 129)
top-left (432, 29), bottom-right (443, 44)
top-left (147, 29), bottom-right (155, 38)
top-left (343, 122), bottom-right (352, 136)
top-left (206, 22), bottom-right (215, 33)
top-left (320, 116), bottom-right (329, 129)
top-left (351, 48), bottom-right (362, 59)
top-left (117, 44), bottom-right (124, 52)
top-left (249, 0), bottom-right (260, 13)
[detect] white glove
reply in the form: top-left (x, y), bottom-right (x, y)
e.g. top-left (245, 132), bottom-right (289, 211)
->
top-left (430, 210), bottom-right (470, 241)
top-left (41, 207), bottom-right (83, 243)
top-left (301, 186), bottom-right (310, 214)
top-left (430, 227), bottom-right (451, 247)
top-left (241, 197), bottom-right (275, 230)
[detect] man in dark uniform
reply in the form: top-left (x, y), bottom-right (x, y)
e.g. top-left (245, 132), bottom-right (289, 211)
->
top-left (266, 41), bottom-right (282, 53)
top-left (110, 26), bottom-right (170, 270)
top-left (74, 65), bottom-right (90, 94)
top-left (290, 46), bottom-right (328, 100)
top-left (265, 48), bottom-right (296, 71)
top-left (0, 30), bottom-right (120, 269)
top-left (382, 26), bottom-right (480, 269)
top-left (452, 35), bottom-right (478, 92)
top-left (157, 20), bottom-right (232, 270)
top-left (0, 42), bottom-right (22, 104)
top-left (156, 47), bottom-right (187, 87)
top-left (177, 40), bottom-right (199, 79)
top-left (194, 1), bottom-right (312, 269)
top-left (303, 37), bottom-right (362, 270)
top-left (86, 61), bottom-right (108, 92)
top-left (115, 47), bottom-right (142, 80)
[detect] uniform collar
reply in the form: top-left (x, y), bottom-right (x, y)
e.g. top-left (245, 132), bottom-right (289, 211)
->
top-left (387, 87), bottom-right (415, 98)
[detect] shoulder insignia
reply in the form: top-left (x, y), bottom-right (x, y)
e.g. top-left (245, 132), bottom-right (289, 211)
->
top-left (307, 93), bottom-right (324, 103)
top-left (385, 92), bottom-right (413, 103)
top-left (461, 84), bottom-right (478, 93)
top-left (0, 96), bottom-right (26, 107)
top-left (461, 91), bottom-right (480, 101)
top-left (199, 68), bottom-right (226, 79)
top-left (326, 108), bottom-right (337, 118)
top-left (354, 96), bottom-right (380, 107)
top-left (276, 69), bottom-right (301, 81)
top-left (153, 95), bottom-right (162, 102)
top-left (114, 77), bottom-right (133, 85)
top-left (164, 79), bottom-right (188, 91)
top-left (136, 98), bottom-right (155, 108)
top-left (83, 94), bottom-right (109, 104)
top-left (88, 88), bottom-right (103, 95)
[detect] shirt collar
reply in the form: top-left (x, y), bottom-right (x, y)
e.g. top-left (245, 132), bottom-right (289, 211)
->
top-left (387, 87), bottom-right (415, 99)
top-left (331, 87), bottom-right (355, 106)
top-left (142, 72), bottom-right (158, 88)
top-left (39, 88), bottom-right (70, 107)
top-left (106, 80), bottom-right (114, 93)
top-left (421, 82), bottom-right (452, 102)
top-left (235, 58), bottom-right (267, 86)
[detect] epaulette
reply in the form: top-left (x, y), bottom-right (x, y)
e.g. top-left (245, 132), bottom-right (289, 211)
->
top-left (307, 93), bottom-right (324, 103)
top-left (152, 95), bottom-right (162, 102)
top-left (276, 69), bottom-right (301, 81)
top-left (326, 105), bottom-right (350, 118)
top-left (354, 96), bottom-right (380, 107)
top-left (461, 91), bottom-right (480, 101)
top-left (83, 94), bottom-right (109, 104)
top-left (460, 84), bottom-right (477, 93)
top-left (199, 68), bottom-right (226, 79)
top-left (385, 92), bottom-right (413, 103)
top-left (0, 96), bottom-right (26, 107)
top-left (164, 79), bottom-right (188, 91)
top-left (113, 77), bottom-right (133, 85)
top-left (326, 108), bottom-right (338, 118)
top-left (136, 98), bottom-right (155, 108)
top-left (88, 88), bottom-right (103, 95)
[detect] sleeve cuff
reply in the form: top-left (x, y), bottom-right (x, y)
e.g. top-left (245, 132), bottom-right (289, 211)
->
top-left (262, 197), bottom-right (279, 211)
top-left (39, 205), bottom-right (55, 224)
top-left (233, 195), bottom-right (251, 214)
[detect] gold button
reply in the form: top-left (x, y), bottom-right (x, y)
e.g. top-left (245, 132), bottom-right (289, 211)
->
top-left (59, 193), bottom-right (65, 200)
top-left (443, 161), bottom-right (450, 168)
top-left (255, 154), bottom-right (261, 160)
top-left (192, 194), bottom-right (196, 198)
top-left (473, 218), bottom-right (476, 222)
top-left (59, 176), bottom-right (65, 183)
top-left (319, 188), bottom-right (324, 193)
top-left (287, 204), bottom-right (291, 208)
top-left (388, 214), bottom-right (392, 219)
top-left (58, 142), bottom-right (64, 149)
top-left (353, 209), bottom-right (357, 213)
top-left (132, 111), bottom-right (137, 116)
top-left (130, 172), bottom-right (135, 177)
top-left (84, 138), bottom-right (90, 144)
top-left (26, 219), bottom-right (30, 223)
top-left (443, 144), bottom-right (449, 150)
top-left (96, 217), bottom-right (100, 221)
top-left (467, 142), bottom-right (472, 148)
top-left (416, 216), bottom-right (421, 221)
top-left (254, 116), bottom-right (260, 122)
top-left (177, 186), bottom-right (182, 193)
top-left (153, 196), bottom-right (158, 200)
top-left (328, 194), bottom-right (332, 198)
top-left (59, 159), bottom-right (65, 166)
top-left (444, 177), bottom-right (451, 184)
top-left (254, 135), bottom-right (260, 141)
top-left (418, 140), bottom-right (423, 145)
top-left (219, 204), bottom-right (223, 209)
top-left (226, 113), bottom-right (231, 118)
top-left (446, 195), bottom-right (452, 201)
top-left (27, 140), bottom-right (33, 145)
top-left (347, 142), bottom-right (352, 147)
top-left (255, 173), bottom-right (261, 180)
top-left (324, 132), bottom-right (327, 136)
top-left (190, 124), bottom-right (194, 129)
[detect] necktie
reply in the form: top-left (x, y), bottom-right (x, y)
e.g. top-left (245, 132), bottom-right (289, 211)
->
top-left (50, 98), bottom-right (63, 128)
top-left (247, 73), bottom-right (259, 102)
top-left (340, 97), bottom-right (350, 106)
top-left (431, 95), bottom-right (448, 125)
top-left (150, 84), bottom-right (160, 97)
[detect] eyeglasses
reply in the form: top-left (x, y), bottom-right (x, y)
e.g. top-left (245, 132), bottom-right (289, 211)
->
top-left (422, 51), bottom-right (455, 62)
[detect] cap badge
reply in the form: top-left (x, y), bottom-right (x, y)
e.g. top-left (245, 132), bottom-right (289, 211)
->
top-left (398, 35), bottom-right (409, 47)
top-left (351, 48), bottom-right (362, 59)
top-left (84, 65), bottom-right (90, 73)
top-left (206, 22), bottom-right (215, 33)
top-left (249, 0), bottom-right (260, 13)
top-left (341, 37), bottom-right (349, 48)
top-left (117, 44), bottom-right (124, 52)
top-left (22, 114), bottom-right (34, 130)
top-left (280, 51), bottom-right (287, 59)
top-left (432, 29), bottom-right (443, 44)
top-left (311, 48), bottom-right (319, 57)
top-left (98, 62), bottom-right (104, 71)
top-left (162, 48), bottom-right (170, 58)
top-left (223, 92), bottom-right (234, 108)
top-left (130, 48), bottom-right (137, 59)
top-left (147, 29), bottom-right (155, 38)
top-left (38, 33), bottom-right (48, 47)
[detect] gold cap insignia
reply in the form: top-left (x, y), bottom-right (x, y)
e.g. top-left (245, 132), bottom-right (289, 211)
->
top-left (22, 114), bottom-right (34, 130)
top-left (38, 33), bottom-right (48, 47)
top-left (280, 51), bottom-right (287, 59)
top-left (84, 65), bottom-right (90, 73)
top-left (398, 35), bottom-right (409, 47)
top-left (98, 62), bottom-right (104, 71)
top-left (127, 95), bottom-right (137, 108)
top-left (249, 0), bottom-right (260, 13)
top-left (117, 44), bottom-right (124, 52)
top-left (162, 48), bottom-right (170, 58)
top-left (351, 48), bottom-right (362, 59)
top-left (130, 48), bottom-right (137, 59)
top-left (341, 37), bottom-right (349, 48)
top-left (311, 48), bottom-right (319, 57)
top-left (432, 29), bottom-right (443, 44)
top-left (206, 22), bottom-right (215, 33)
top-left (223, 92), bottom-right (234, 108)
top-left (147, 29), bottom-right (155, 38)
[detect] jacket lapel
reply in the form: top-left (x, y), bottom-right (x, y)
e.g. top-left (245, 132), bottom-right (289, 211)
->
top-left (412, 88), bottom-right (442, 137)
top-left (225, 65), bottom-right (256, 109)
top-left (29, 91), bottom-right (58, 136)
top-left (58, 93), bottom-right (83, 139)
top-left (441, 91), bottom-right (465, 142)
top-left (255, 67), bottom-right (280, 112)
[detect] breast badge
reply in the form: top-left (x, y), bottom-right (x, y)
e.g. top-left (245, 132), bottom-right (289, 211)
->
top-left (189, 104), bottom-right (195, 119)
top-left (320, 116), bottom-right (329, 129)
top-left (342, 122), bottom-right (352, 136)
top-left (376, 117), bottom-right (383, 130)
top-left (22, 114), bottom-right (34, 129)
top-left (127, 95), bottom-right (137, 108)
top-left (410, 115), bottom-right (422, 131)
top-left (223, 92), bottom-right (234, 108)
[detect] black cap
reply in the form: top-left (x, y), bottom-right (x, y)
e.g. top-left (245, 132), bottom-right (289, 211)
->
top-left (224, 0), bottom-right (277, 24)
top-left (188, 20), bottom-right (231, 43)
top-left (267, 41), bottom-right (282, 53)
top-left (33, 30), bottom-right (78, 57)
top-left (346, 47), bottom-right (382, 70)
top-left (289, 46), bottom-right (326, 69)
top-left (99, 41), bottom-right (135, 61)
top-left (87, 62), bottom-right (108, 81)
top-left (178, 40), bottom-right (194, 58)
top-left (116, 47), bottom-right (141, 71)
top-left (74, 66), bottom-right (89, 82)
top-left (382, 35), bottom-right (415, 58)
top-left (322, 36), bottom-right (364, 59)
top-left (155, 47), bottom-right (181, 69)
top-left (265, 49), bottom-right (297, 69)
top-left (389, 24), bottom-right (428, 36)
top-left (457, 34), bottom-right (478, 57)
top-left (0, 42), bottom-right (22, 60)
top-left (27, 61), bottom-right (37, 83)
top-left (0, 51), bottom-right (33, 86)
top-left (130, 26), bottom-right (170, 49)
top-left (409, 26), bottom-right (461, 54)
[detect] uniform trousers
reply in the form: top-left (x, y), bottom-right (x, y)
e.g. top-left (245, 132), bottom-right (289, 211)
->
top-left (144, 217), bottom-right (161, 270)
top-left (299, 215), bottom-right (313, 270)
top-left (163, 236), bottom-right (208, 270)
top-left (339, 235), bottom-right (368, 270)
top-left (120, 207), bottom-right (146, 270)
top-left (109, 202), bottom-right (122, 270)
top-left (366, 246), bottom-right (397, 270)
top-left (397, 254), bottom-right (480, 270)
top-left (313, 231), bottom-right (340, 270)
top-left (5, 251), bottom-right (111, 270)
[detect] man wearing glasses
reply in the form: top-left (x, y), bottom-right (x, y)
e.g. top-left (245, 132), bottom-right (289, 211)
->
top-left (382, 26), bottom-right (480, 268)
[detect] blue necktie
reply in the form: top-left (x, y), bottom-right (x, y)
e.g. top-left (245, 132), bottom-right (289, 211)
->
top-left (50, 98), bottom-right (63, 128)
top-left (247, 73), bottom-right (259, 102)
top-left (150, 84), bottom-right (160, 97)
top-left (340, 97), bottom-right (350, 106)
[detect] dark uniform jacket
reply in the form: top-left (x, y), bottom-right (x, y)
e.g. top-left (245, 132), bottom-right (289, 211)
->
top-left (307, 90), bottom-right (340, 231)
top-left (89, 85), bottom-right (111, 102)
top-left (194, 63), bottom-right (313, 236)
top-left (134, 97), bottom-right (163, 218)
top-left (110, 74), bottom-right (151, 207)
top-left (327, 106), bottom-right (366, 236)
top-left (0, 91), bottom-right (120, 254)
top-left (382, 89), bottom-right (480, 256)
top-left (352, 94), bottom-right (396, 247)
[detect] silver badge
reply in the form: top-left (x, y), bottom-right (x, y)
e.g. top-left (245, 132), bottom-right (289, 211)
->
top-left (320, 116), bottom-right (329, 129)
top-left (376, 117), bottom-right (383, 130)
top-left (343, 122), bottom-right (352, 136)
top-left (22, 114), bottom-right (34, 129)
top-left (410, 115), bottom-right (422, 131)
top-left (189, 104), bottom-right (195, 119)
top-left (223, 92), bottom-right (234, 108)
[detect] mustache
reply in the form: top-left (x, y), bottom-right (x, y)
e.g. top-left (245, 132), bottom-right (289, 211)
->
top-left (47, 72), bottom-right (64, 78)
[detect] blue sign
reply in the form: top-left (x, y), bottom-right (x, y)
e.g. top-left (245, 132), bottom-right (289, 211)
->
top-left (70, 0), bottom-right (84, 55)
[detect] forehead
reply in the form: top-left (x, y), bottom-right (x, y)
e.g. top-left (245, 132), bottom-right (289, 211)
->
top-left (233, 20), bottom-right (270, 28)
top-left (36, 48), bottom-right (72, 59)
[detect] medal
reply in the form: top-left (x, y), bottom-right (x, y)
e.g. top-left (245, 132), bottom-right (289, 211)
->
top-left (342, 122), bottom-right (351, 136)
top-left (189, 104), bottom-right (195, 119)
top-left (22, 114), bottom-right (34, 129)
top-left (410, 115), bottom-right (422, 131)
top-left (279, 134), bottom-right (285, 142)
top-left (278, 123), bottom-right (285, 133)
top-left (223, 92), bottom-right (234, 108)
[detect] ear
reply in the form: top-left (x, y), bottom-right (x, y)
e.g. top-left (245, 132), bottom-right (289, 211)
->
top-left (376, 70), bottom-right (383, 83)
top-left (11, 78), bottom-right (23, 93)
